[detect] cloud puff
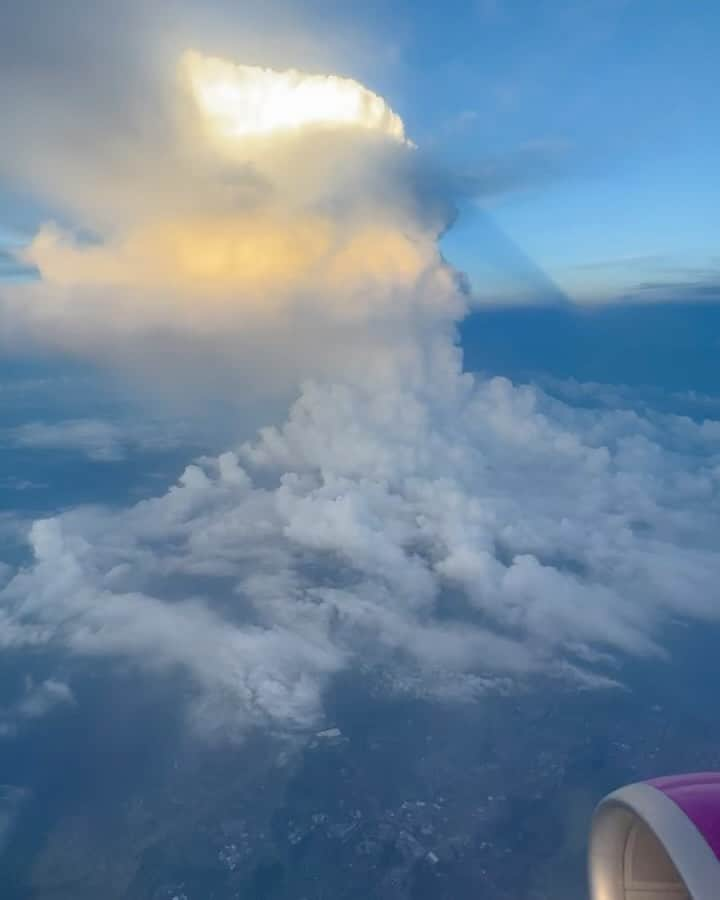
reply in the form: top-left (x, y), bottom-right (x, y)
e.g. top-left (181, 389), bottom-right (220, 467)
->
top-left (3, 370), bottom-right (720, 735)
top-left (180, 50), bottom-right (407, 143)
top-left (0, 677), bottom-right (75, 738)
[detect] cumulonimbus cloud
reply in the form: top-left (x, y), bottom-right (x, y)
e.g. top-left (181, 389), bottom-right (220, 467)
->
top-left (0, 49), bottom-right (459, 401)
top-left (2, 40), bottom-right (720, 740)
top-left (180, 50), bottom-right (408, 143)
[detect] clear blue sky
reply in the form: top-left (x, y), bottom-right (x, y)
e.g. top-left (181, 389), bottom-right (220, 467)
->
top-left (385, 0), bottom-right (720, 304)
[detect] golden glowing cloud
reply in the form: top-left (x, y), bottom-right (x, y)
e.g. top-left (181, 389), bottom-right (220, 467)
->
top-left (2, 46), bottom-right (457, 390)
top-left (25, 215), bottom-right (431, 310)
top-left (181, 50), bottom-right (407, 144)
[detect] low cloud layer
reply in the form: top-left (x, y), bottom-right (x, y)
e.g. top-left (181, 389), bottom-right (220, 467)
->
top-left (3, 371), bottom-right (720, 735)
top-left (6, 418), bottom-right (196, 462)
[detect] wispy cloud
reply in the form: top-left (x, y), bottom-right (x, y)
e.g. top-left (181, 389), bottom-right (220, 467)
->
top-left (5, 419), bottom-right (195, 462)
top-left (569, 253), bottom-right (668, 272)
top-left (0, 247), bottom-right (38, 283)
top-left (0, 677), bottom-right (74, 739)
top-left (620, 273), bottom-right (720, 305)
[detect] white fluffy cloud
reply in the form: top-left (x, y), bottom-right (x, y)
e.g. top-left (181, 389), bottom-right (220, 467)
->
top-left (3, 367), bottom-right (720, 734)
top-left (180, 50), bottom-right (408, 143)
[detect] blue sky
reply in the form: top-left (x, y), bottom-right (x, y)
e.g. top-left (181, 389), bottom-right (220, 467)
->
top-left (396, 0), bottom-right (720, 304)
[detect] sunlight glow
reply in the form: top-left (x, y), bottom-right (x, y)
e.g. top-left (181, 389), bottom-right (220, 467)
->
top-left (181, 50), bottom-right (407, 143)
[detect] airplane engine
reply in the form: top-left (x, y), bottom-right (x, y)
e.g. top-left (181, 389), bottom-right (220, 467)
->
top-left (589, 773), bottom-right (720, 900)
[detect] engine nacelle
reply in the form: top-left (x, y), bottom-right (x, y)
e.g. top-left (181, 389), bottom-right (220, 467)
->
top-left (589, 773), bottom-right (720, 899)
